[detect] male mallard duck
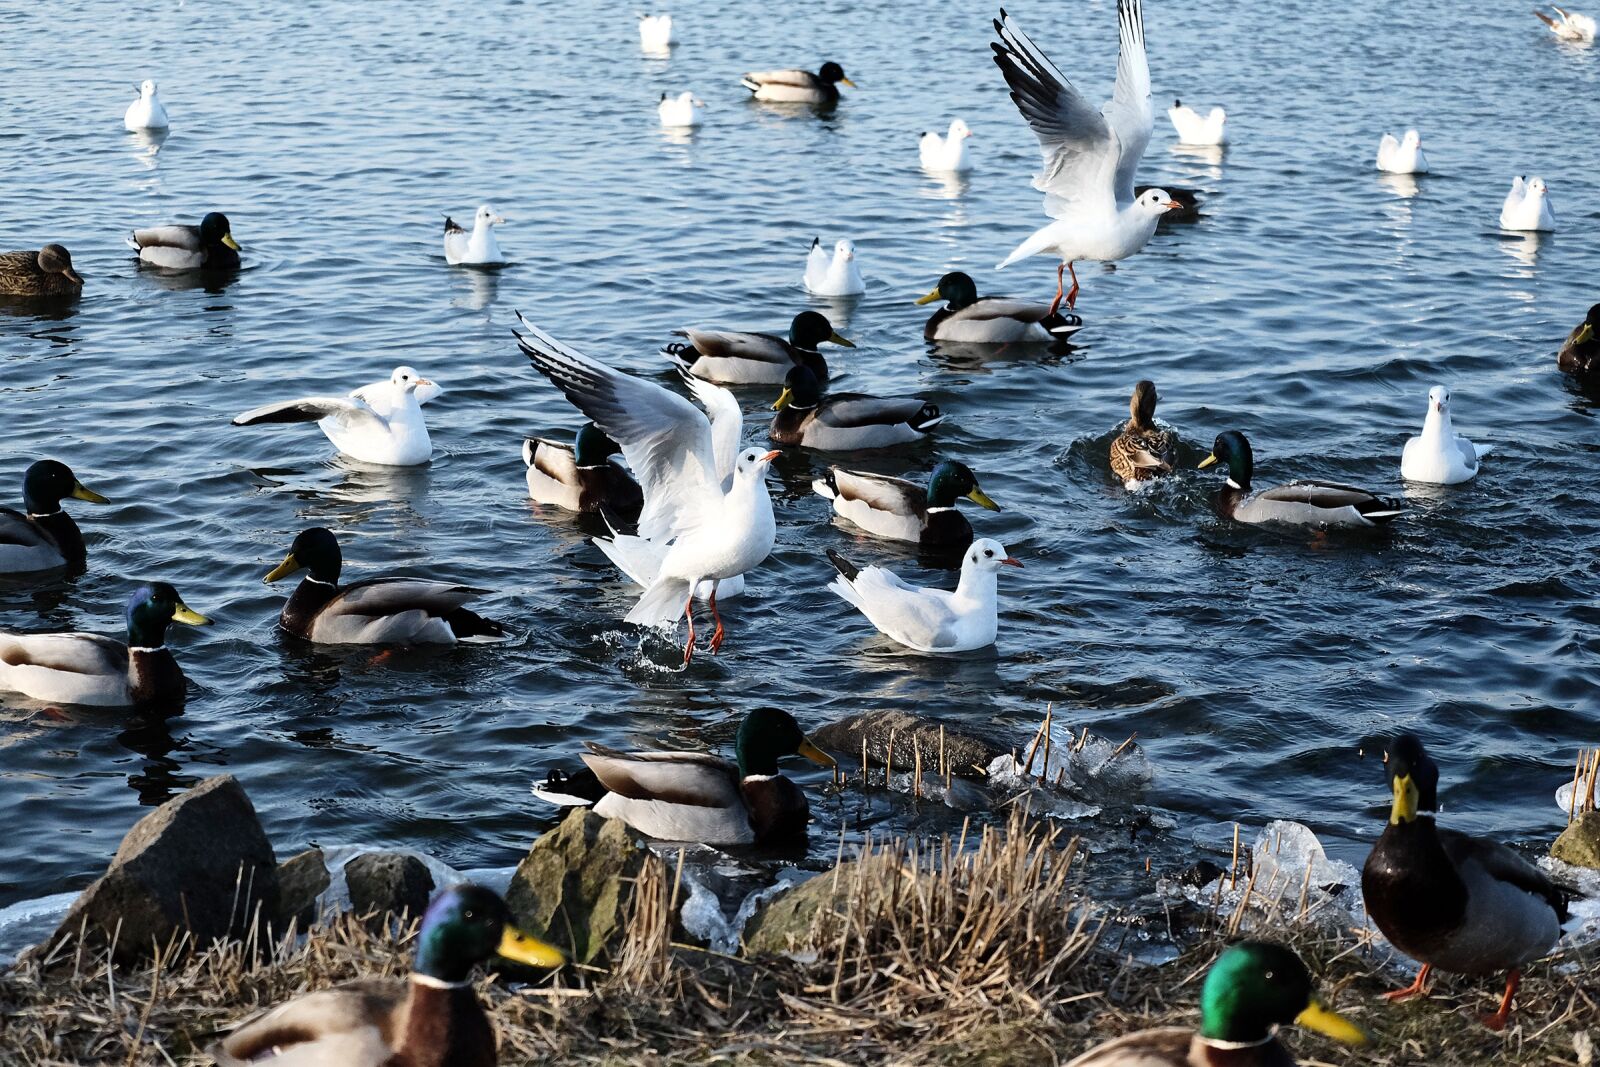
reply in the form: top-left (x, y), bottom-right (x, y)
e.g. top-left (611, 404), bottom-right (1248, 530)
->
top-left (1360, 734), bottom-right (1568, 1031)
top-left (0, 583), bottom-right (209, 708)
top-left (0, 460), bottom-right (108, 574)
top-left (210, 884), bottom-right (564, 1067)
top-left (1198, 431), bottom-right (1404, 527)
top-left (1109, 380), bottom-right (1177, 489)
top-left (263, 527), bottom-right (505, 645)
top-left (0, 245), bottom-right (84, 298)
top-left (916, 271), bottom-right (1083, 342)
top-left (667, 310), bottom-right (853, 385)
top-left (812, 460), bottom-right (998, 549)
top-left (1065, 941), bottom-right (1366, 1065)
top-left (1557, 303), bottom-right (1600, 385)
top-left (740, 62), bottom-right (855, 105)
top-left (127, 211), bottom-right (240, 270)
top-left (443, 205), bottom-right (507, 266)
top-left (523, 422), bottom-right (643, 520)
top-left (533, 707), bottom-right (836, 846)
top-left (771, 366), bottom-right (943, 451)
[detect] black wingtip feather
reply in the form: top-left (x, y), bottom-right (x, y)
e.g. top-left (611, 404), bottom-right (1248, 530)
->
top-left (826, 548), bottom-right (859, 581)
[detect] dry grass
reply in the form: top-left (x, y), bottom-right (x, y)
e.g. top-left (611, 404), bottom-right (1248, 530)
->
top-left (2, 810), bottom-right (1596, 1065)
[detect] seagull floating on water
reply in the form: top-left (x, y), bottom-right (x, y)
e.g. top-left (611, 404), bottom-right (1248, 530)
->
top-left (232, 366), bottom-right (441, 466)
top-left (1167, 98), bottom-right (1226, 145)
top-left (1499, 176), bottom-right (1556, 231)
top-left (443, 205), bottom-right (507, 265)
top-left (639, 13), bottom-right (676, 50)
top-left (124, 79), bottom-right (170, 131)
top-left (803, 237), bottom-right (865, 296)
top-left (1534, 5), bottom-right (1596, 40)
top-left (827, 539), bottom-right (1021, 653)
top-left (1377, 129), bottom-right (1429, 174)
top-left (920, 119), bottom-right (974, 172)
top-left (1401, 386), bottom-right (1488, 485)
top-left (658, 91), bottom-right (704, 128)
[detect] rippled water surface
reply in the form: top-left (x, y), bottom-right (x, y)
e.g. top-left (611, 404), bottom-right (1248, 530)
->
top-left (2, 0), bottom-right (1599, 914)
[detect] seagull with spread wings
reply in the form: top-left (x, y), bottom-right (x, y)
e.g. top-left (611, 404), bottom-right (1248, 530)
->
top-left (232, 366), bottom-right (441, 466)
top-left (991, 2), bottom-right (1181, 313)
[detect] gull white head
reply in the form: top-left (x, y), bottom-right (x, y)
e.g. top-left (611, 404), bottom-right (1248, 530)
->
top-left (734, 447), bottom-right (780, 479)
top-left (948, 119), bottom-right (973, 140)
top-left (475, 204), bottom-right (506, 228)
top-left (964, 538), bottom-right (1023, 574)
top-left (1135, 188), bottom-right (1183, 217)
top-left (833, 239), bottom-right (856, 262)
top-left (1527, 176), bottom-right (1548, 198)
top-left (1428, 385), bottom-right (1450, 415)
top-left (1402, 129), bottom-right (1422, 148)
top-left (139, 79), bottom-right (159, 99)
top-left (390, 366), bottom-right (438, 395)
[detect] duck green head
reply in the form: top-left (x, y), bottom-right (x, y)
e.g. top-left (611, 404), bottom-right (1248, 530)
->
top-left (1384, 733), bottom-right (1440, 825)
top-left (773, 365), bottom-right (824, 411)
top-left (1197, 430), bottom-right (1253, 490)
top-left (789, 311), bottom-right (853, 352)
top-left (735, 707), bottom-right (837, 778)
top-left (264, 527), bottom-right (342, 585)
top-left (928, 460), bottom-right (999, 510)
top-left (1199, 941), bottom-right (1367, 1046)
top-left (818, 61), bottom-right (855, 88)
top-left (574, 422), bottom-right (623, 468)
top-left (413, 884), bottom-right (565, 984)
top-left (199, 212), bottom-right (241, 251)
top-left (1575, 304), bottom-right (1600, 346)
top-left (1130, 380), bottom-right (1160, 428)
top-left (915, 271), bottom-right (978, 311)
top-left (125, 582), bottom-right (211, 648)
top-left (23, 460), bottom-right (108, 515)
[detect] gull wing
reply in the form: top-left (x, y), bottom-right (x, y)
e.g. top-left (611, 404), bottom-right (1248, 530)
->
top-left (1102, 0), bottom-right (1153, 203)
top-left (232, 394), bottom-right (388, 435)
top-left (679, 372), bottom-right (743, 485)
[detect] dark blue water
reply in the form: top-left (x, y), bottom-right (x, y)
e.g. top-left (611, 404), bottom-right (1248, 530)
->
top-left (2, 0), bottom-right (1598, 915)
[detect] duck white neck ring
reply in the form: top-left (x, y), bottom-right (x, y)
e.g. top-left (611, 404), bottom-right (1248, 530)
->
top-left (1198, 1035), bottom-right (1273, 1050)
top-left (27, 511), bottom-right (61, 519)
top-left (410, 974), bottom-right (470, 990)
top-left (302, 576), bottom-right (336, 587)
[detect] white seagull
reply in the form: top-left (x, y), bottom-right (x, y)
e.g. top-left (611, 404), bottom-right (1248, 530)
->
top-left (920, 119), bottom-right (974, 172)
top-left (1534, 5), bottom-right (1596, 40)
top-left (991, 2), bottom-right (1181, 314)
top-left (442, 204), bottom-right (507, 265)
top-left (124, 80), bottom-right (170, 131)
top-left (1401, 386), bottom-right (1488, 485)
top-left (1377, 129), bottom-right (1429, 174)
top-left (1167, 98), bottom-right (1226, 145)
top-left (803, 237), bottom-right (865, 296)
top-left (514, 314), bottom-right (778, 663)
top-left (1499, 176), bottom-right (1556, 231)
top-left (232, 366), bottom-right (440, 466)
top-left (827, 538), bottom-right (1021, 654)
top-left (658, 91), bottom-right (704, 128)
top-left (639, 13), bottom-right (676, 51)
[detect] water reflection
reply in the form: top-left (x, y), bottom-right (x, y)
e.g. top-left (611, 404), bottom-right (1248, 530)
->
top-left (1170, 143), bottom-right (1225, 168)
top-left (117, 712), bottom-right (196, 807)
top-left (1378, 173), bottom-right (1421, 200)
top-left (135, 260), bottom-right (241, 295)
top-left (926, 337), bottom-right (1079, 375)
top-left (450, 266), bottom-right (499, 311)
top-left (1498, 231), bottom-right (1546, 270)
top-left (126, 128), bottom-right (168, 170)
top-left (920, 171), bottom-right (970, 201)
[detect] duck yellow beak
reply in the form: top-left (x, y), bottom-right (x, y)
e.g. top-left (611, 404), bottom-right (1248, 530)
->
top-left (1577, 323), bottom-right (1595, 345)
top-left (797, 737), bottom-right (836, 768)
top-left (828, 330), bottom-right (855, 348)
top-left (773, 387), bottom-right (794, 411)
top-left (1389, 772), bottom-right (1418, 825)
top-left (915, 286), bottom-right (942, 306)
top-left (172, 600), bottom-right (212, 627)
top-left (840, 77), bottom-right (857, 88)
top-left (1197, 454), bottom-right (1219, 469)
top-left (1294, 998), bottom-right (1368, 1045)
top-left (967, 487), bottom-right (1000, 511)
top-left (263, 551), bottom-right (302, 584)
top-left (497, 925), bottom-right (567, 969)
top-left (70, 481), bottom-right (110, 505)
top-left (221, 233), bottom-right (242, 251)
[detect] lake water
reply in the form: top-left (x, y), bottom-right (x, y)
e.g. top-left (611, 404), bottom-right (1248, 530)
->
top-left (2, 0), bottom-right (1598, 926)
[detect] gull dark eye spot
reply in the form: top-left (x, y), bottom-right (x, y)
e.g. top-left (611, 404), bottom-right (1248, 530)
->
top-left (984, 549), bottom-right (994, 558)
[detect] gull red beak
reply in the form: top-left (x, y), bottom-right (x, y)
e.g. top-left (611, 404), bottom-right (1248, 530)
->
top-left (1000, 557), bottom-right (1023, 568)
top-left (761, 450), bottom-right (781, 462)
top-left (1166, 200), bottom-right (1184, 212)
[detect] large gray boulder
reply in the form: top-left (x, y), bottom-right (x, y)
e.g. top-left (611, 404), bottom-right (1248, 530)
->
top-left (344, 852), bottom-right (434, 922)
top-left (50, 775), bottom-right (278, 965)
top-left (812, 709), bottom-right (1001, 780)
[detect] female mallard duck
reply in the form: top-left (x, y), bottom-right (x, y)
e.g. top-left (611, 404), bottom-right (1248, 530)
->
top-left (1360, 734), bottom-right (1568, 1031)
top-left (915, 271), bottom-right (1083, 342)
top-left (0, 460), bottom-right (109, 574)
top-left (666, 311), bottom-right (853, 385)
top-left (0, 583), bottom-right (209, 708)
top-left (1109, 380), bottom-right (1177, 489)
top-left (740, 61), bottom-right (855, 105)
top-left (1557, 303), bottom-right (1599, 385)
top-left (1065, 941), bottom-right (1365, 1065)
top-left (263, 527), bottom-right (505, 645)
top-left (533, 707), bottom-right (836, 846)
top-left (127, 211), bottom-right (240, 270)
top-left (1198, 431), bottom-right (1404, 527)
top-left (771, 366), bottom-right (943, 451)
top-left (523, 422), bottom-right (643, 520)
top-left (812, 460), bottom-right (998, 549)
top-left (0, 245), bottom-right (84, 298)
top-left (210, 884), bottom-right (564, 1067)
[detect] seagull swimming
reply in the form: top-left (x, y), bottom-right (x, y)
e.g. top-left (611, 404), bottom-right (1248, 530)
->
top-left (232, 366), bottom-right (440, 466)
top-left (803, 238), bottom-right (865, 296)
top-left (1534, 5), bottom-right (1596, 40)
top-left (124, 80), bottom-right (170, 131)
top-left (639, 13), bottom-right (676, 50)
top-left (1401, 386), bottom-right (1488, 485)
top-left (658, 91), bottom-right (704, 128)
top-left (1377, 130), bottom-right (1429, 174)
top-left (1500, 176), bottom-right (1556, 231)
top-left (827, 538), bottom-right (1021, 653)
top-left (920, 119), bottom-right (974, 172)
top-left (443, 205), bottom-right (507, 265)
top-left (1167, 98), bottom-right (1226, 145)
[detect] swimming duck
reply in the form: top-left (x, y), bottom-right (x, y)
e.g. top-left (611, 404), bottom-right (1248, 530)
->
top-left (667, 311), bottom-right (853, 385)
top-left (1109, 380), bottom-right (1177, 489)
top-left (1167, 98), bottom-right (1227, 146)
top-left (771, 365), bottom-right (943, 451)
top-left (812, 460), bottom-right (998, 549)
top-left (803, 237), bottom-right (866, 296)
top-left (741, 62), bottom-right (854, 105)
top-left (1499, 176), bottom-right (1556, 232)
top-left (1360, 734), bottom-right (1568, 1031)
top-left (124, 79), bottom-right (170, 131)
top-left (232, 366), bottom-right (439, 466)
top-left (639, 13), bottom-right (676, 50)
top-left (1377, 129), bottom-right (1429, 175)
top-left (532, 707), bottom-right (836, 846)
top-left (1198, 431), bottom-right (1405, 527)
top-left (1400, 386), bottom-right (1487, 485)
top-left (916, 271), bottom-right (1083, 343)
top-left (127, 212), bottom-right (240, 270)
top-left (827, 538), bottom-right (1019, 653)
top-left (658, 91), bottom-right (704, 128)
top-left (209, 884), bottom-right (564, 1067)
top-left (0, 245), bottom-right (84, 298)
top-left (919, 119), bottom-right (974, 173)
top-left (1557, 303), bottom-right (1600, 384)
top-left (523, 422), bottom-right (643, 520)
top-left (0, 583), bottom-right (209, 709)
top-left (0, 460), bottom-right (109, 574)
top-left (263, 527), bottom-right (505, 645)
top-left (443, 205), bottom-right (507, 265)
top-left (1064, 941), bottom-right (1366, 1065)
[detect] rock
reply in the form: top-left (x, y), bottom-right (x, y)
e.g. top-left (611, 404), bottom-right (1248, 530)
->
top-left (50, 775), bottom-right (278, 965)
top-left (1552, 811), bottom-right (1600, 870)
top-left (743, 855), bottom-right (899, 956)
top-left (812, 710), bottom-right (1001, 780)
top-left (344, 852), bottom-right (434, 921)
top-left (505, 808), bottom-right (659, 965)
top-left (276, 848), bottom-right (330, 928)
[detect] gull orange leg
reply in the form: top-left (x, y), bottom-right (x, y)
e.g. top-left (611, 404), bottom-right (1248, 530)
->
top-left (1481, 970), bottom-right (1520, 1031)
top-left (681, 592), bottom-right (696, 665)
top-left (708, 581), bottom-right (726, 654)
top-left (1045, 261), bottom-right (1067, 317)
top-left (1065, 261), bottom-right (1081, 310)
top-left (1383, 963), bottom-right (1431, 1002)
